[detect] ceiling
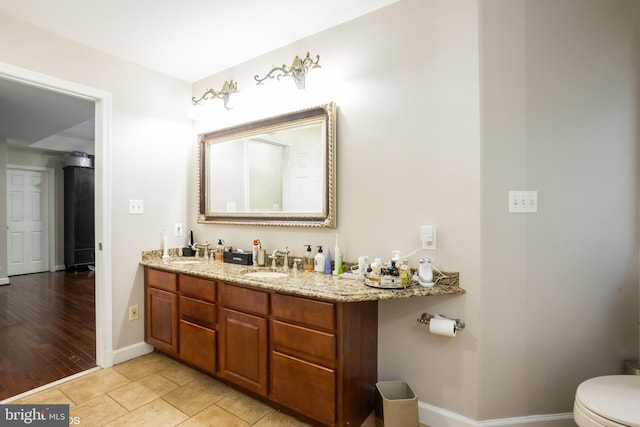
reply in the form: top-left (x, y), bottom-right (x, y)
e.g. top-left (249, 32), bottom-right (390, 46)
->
top-left (0, 0), bottom-right (398, 153)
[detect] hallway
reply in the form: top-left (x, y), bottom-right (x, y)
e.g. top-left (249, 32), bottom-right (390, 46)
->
top-left (0, 270), bottom-right (96, 400)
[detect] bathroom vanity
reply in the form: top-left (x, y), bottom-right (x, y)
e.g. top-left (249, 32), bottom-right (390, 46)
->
top-left (142, 252), bottom-right (464, 426)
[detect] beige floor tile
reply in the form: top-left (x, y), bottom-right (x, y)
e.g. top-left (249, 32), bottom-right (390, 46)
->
top-left (177, 404), bottom-right (249, 427)
top-left (13, 388), bottom-right (76, 406)
top-left (70, 394), bottom-right (128, 426)
top-left (157, 362), bottom-right (210, 386)
top-left (104, 398), bottom-right (188, 427)
top-left (216, 390), bottom-right (273, 424)
top-left (108, 373), bottom-right (179, 411)
top-left (113, 352), bottom-right (178, 381)
top-left (59, 369), bottom-right (131, 404)
top-left (252, 410), bottom-right (312, 427)
top-left (162, 377), bottom-right (233, 416)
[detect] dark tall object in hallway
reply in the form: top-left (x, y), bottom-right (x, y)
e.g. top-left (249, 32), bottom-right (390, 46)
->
top-left (64, 166), bottom-right (95, 270)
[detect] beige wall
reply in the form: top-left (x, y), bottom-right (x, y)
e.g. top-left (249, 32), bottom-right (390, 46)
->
top-left (191, 0), bottom-right (482, 419)
top-left (480, 0), bottom-right (639, 421)
top-left (192, 0), bottom-right (639, 423)
top-left (0, 14), bottom-right (192, 349)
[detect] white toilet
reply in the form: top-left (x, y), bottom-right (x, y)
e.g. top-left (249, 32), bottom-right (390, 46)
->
top-left (574, 375), bottom-right (640, 427)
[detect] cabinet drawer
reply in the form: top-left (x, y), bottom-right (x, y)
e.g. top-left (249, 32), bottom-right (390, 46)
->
top-left (271, 351), bottom-right (335, 426)
top-left (221, 283), bottom-right (269, 316)
top-left (272, 320), bottom-right (335, 366)
top-left (179, 275), bottom-right (216, 302)
top-left (272, 293), bottom-right (335, 331)
top-left (179, 295), bottom-right (217, 328)
top-left (147, 268), bottom-right (177, 292)
top-left (179, 320), bottom-right (216, 374)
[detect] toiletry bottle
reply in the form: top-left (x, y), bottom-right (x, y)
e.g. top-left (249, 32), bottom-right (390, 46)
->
top-left (333, 234), bottom-right (343, 275)
top-left (252, 240), bottom-right (259, 266)
top-left (324, 248), bottom-right (332, 274)
top-left (215, 239), bottom-right (224, 261)
top-left (303, 245), bottom-right (314, 272)
top-left (371, 258), bottom-right (382, 276)
top-left (314, 246), bottom-right (326, 273)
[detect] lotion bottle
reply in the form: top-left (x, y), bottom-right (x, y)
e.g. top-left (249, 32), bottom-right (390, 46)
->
top-left (314, 246), bottom-right (326, 273)
top-left (324, 248), bottom-right (332, 274)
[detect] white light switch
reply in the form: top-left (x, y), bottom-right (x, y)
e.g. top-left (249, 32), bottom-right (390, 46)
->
top-left (129, 199), bottom-right (144, 214)
top-left (509, 191), bottom-right (537, 213)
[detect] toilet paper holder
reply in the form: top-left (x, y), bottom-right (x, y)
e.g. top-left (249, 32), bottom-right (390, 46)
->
top-left (417, 312), bottom-right (466, 332)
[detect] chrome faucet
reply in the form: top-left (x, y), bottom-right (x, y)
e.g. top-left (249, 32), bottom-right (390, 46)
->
top-left (193, 241), bottom-right (210, 259)
top-left (271, 246), bottom-right (290, 269)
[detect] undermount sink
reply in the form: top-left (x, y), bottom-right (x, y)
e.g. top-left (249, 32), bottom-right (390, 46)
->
top-left (243, 271), bottom-right (289, 279)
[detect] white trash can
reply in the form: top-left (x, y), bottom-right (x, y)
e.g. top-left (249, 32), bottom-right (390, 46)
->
top-left (375, 381), bottom-right (419, 427)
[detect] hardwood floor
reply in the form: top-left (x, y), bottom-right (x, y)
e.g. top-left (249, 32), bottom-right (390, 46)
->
top-left (0, 270), bottom-right (96, 400)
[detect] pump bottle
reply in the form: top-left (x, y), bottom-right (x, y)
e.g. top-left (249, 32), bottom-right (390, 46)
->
top-left (303, 245), bottom-right (314, 272)
top-left (314, 246), bottom-right (326, 273)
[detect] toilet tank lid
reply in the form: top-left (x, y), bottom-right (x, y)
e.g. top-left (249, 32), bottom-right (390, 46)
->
top-left (576, 375), bottom-right (640, 427)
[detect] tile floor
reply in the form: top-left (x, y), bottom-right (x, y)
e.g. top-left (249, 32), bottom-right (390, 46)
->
top-left (6, 352), bottom-right (409, 427)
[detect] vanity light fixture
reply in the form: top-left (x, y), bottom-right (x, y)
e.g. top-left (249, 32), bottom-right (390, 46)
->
top-left (192, 80), bottom-right (238, 110)
top-left (254, 52), bottom-right (321, 90)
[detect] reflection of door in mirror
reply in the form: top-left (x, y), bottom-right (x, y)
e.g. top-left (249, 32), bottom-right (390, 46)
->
top-left (282, 122), bottom-right (324, 212)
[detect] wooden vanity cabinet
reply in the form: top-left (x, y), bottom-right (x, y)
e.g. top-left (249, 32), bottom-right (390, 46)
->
top-left (144, 267), bottom-right (378, 427)
top-left (144, 268), bottom-right (178, 355)
top-left (271, 293), bottom-right (338, 426)
top-left (178, 275), bottom-right (217, 374)
top-left (270, 293), bottom-right (378, 427)
top-left (219, 283), bottom-right (269, 397)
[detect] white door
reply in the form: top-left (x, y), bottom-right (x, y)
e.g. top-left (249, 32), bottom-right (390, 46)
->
top-left (7, 168), bottom-right (50, 276)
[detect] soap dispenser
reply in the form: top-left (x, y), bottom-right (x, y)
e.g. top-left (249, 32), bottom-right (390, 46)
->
top-left (303, 245), bottom-right (314, 272)
top-left (314, 246), bottom-right (326, 273)
top-left (215, 239), bottom-right (225, 261)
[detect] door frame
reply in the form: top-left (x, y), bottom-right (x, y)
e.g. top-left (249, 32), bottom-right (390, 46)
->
top-left (0, 61), bottom-right (114, 368)
top-left (6, 165), bottom-right (54, 275)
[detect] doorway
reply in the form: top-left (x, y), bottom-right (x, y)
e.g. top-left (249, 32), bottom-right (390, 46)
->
top-left (0, 62), bottom-right (113, 377)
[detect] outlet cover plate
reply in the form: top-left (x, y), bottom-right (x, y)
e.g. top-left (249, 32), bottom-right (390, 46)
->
top-left (129, 199), bottom-right (144, 215)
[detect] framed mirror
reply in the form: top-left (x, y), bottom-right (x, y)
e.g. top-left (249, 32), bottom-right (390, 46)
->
top-left (198, 102), bottom-right (336, 227)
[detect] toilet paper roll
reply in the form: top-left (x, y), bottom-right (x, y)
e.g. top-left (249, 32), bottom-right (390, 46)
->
top-left (429, 316), bottom-right (457, 337)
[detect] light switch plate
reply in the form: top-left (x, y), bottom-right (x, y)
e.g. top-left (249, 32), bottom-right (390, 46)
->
top-left (509, 191), bottom-right (537, 213)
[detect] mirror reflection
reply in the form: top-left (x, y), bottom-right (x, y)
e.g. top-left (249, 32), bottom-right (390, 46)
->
top-left (198, 103), bottom-right (336, 227)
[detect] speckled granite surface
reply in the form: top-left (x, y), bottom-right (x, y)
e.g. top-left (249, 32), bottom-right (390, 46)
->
top-left (141, 250), bottom-right (465, 302)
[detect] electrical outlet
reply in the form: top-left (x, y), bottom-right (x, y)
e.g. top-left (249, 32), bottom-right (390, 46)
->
top-left (420, 225), bottom-right (437, 250)
top-left (128, 199), bottom-right (144, 215)
top-left (129, 305), bottom-right (139, 320)
top-left (175, 223), bottom-right (183, 237)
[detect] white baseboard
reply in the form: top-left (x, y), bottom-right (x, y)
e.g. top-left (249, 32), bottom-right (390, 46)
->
top-left (0, 277), bottom-right (9, 285)
top-left (112, 341), bottom-right (154, 365)
top-left (419, 401), bottom-right (574, 427)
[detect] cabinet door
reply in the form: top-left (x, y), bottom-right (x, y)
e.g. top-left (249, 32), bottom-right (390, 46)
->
top-left (219, 308), bottom-right (268, 396)
top-left (179, 320), bottom-right (216, 374)
top-left (146, 287), bottom-right (178, 355)
top-left (271, 351), bottom-right (336, 426)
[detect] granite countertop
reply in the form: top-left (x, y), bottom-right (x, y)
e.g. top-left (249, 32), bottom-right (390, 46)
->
top-left (140, 250), bottom-right (466, 303)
